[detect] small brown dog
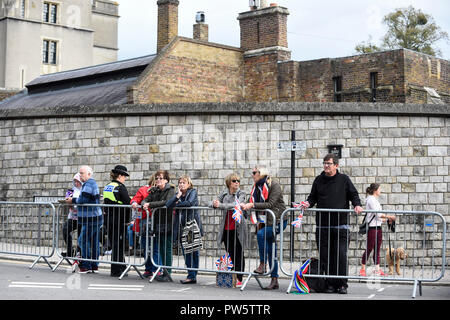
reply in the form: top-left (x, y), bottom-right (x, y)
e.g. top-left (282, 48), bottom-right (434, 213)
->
top-left (386, 247), bottom-right (407, 275)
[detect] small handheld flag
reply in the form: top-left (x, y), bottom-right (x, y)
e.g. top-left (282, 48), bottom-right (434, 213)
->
top-left (291, 202), bottom-right (307, 229)
top-left (232, 197), bottom-right (242, 224)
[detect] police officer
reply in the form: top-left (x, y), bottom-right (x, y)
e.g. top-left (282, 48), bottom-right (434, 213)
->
top-left (103, 165), bottom-right (131, 277)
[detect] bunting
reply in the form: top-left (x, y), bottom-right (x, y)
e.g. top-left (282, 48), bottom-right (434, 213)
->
top-left (293, 259), bottom-right (311, 294)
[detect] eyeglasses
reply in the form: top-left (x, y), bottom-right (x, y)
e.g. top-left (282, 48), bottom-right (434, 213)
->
top-left (252, 171), bottom-right (259, 175)
top-left (323, 162), bottom-right (335, 166)
top-left (231, 180), bottom-right (240, 183)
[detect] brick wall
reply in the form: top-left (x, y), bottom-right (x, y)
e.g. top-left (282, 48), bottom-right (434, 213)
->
top-left (290, 49), bottom-right (449, 104)
top-left (244, 50), bottom-right (291, 102)
top-left (238, 6), bottom-right (289, 52)
top-left (404, 49), bottom-right (450, 103)
top-left (132, 38), bottom-right (244, 103)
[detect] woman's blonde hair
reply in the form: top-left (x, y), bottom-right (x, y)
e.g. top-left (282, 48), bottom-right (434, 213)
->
top-left (148, 174), bottom-right (156, 187)
top-left (253, 166), bottom-right (272, 185)
top-left (178, 175), bottom-right (194, 189)
top-left (225, 173), bottom-right (240, 189)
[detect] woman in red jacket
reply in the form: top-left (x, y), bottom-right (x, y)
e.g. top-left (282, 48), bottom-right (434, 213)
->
top-left (131, 174), bottom-right (155, 277)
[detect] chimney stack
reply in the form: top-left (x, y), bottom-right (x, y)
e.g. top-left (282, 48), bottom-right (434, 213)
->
top-left (157, 0), bottom-right (179, 53)
top-left (238, 4), bottom-right (289, 52)
top-left (193, 11), bottom-right (209, 42)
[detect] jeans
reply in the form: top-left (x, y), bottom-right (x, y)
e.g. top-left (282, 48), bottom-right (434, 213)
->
top-left (78, 215), bottom-right (103, 270)
top-left (144, 236), bottom-right (161, 273)
top-left (182, 248), bottom-right (199, 280)
top-left (127, 224), bottom-right (134, 247)
top-left (256, 220), bottom-right (287, 278)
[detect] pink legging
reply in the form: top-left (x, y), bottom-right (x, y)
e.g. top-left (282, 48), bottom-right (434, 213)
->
top-left (361, 227), bottom-right (383, 265)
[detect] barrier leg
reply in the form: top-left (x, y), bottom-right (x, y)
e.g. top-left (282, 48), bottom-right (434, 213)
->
top-left (412, 279), bottom-right (418, 298)
top-left (119, 265), bottom-right (131, 280)
top-left (240, 272), bottom-right (252, 292)
top-left (52, 258), bottom-right (64, 272)
top-left (286, 273), bottom-right (296, 294)
top-left (133, 265), bottom-right (144, 279)
top-left (149, 266), bottom-right (162, 283)
top-left (29, 256), bottom-right (52, 270)
top-left (52, 257), bottom-right (73, 272)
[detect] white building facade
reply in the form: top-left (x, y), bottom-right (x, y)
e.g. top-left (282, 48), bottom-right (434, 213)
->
top-left (0, 0), bottom-right (118, 90)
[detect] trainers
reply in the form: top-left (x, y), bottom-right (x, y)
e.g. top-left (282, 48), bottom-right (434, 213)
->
top-left (337, 286), bottom-right (347, 294)
top-left (374, 269), bottom-right (387, 276)
top-left (143, 271), bottom-right (153, 278)
top-left (359, 268), bottom-right (366, 277)
top-left (235, 280), bottom-right (243, 288)
top-left (78, 267), bottom-right (90, 274)
top-left (91, 266), bottom-right (99, 273)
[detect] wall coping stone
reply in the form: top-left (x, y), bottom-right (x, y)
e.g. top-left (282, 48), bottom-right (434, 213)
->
top-left (0, 102), bottom-right (449, 120)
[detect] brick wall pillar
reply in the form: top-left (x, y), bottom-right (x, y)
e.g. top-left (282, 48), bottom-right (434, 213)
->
top-left (193, 23), bottom-right (209, 42)
top-left (238, 5), bottom-right (291, 101)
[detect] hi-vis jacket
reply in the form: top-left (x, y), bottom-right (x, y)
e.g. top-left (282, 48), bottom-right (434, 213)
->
top-left (103, 180), bottom-right (131, 225)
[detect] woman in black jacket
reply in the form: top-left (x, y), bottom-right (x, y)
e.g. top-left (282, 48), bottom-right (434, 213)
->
top-left (142, 170), bottom-right (175, 282)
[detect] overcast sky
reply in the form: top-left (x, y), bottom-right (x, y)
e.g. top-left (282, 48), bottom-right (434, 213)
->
top-left (116, 0), bottom-right (450, 62)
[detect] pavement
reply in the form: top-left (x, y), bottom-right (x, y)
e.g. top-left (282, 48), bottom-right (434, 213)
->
top-left (1, 249), bottom-right (448, 287)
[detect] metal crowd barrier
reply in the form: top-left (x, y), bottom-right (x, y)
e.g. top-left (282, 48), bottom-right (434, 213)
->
top-left (279, 208), bottom-right (447, 298)
top-left (0, 201), bottom-right (446, 298)
top-left (148, 206), bottom-right (277, 291)
top-left (0, 201), bottom-right (56, 270)
top-left (52, 203), bottom-right (147, 279)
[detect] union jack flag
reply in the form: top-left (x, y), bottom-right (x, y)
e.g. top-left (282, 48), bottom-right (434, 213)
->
top-left (291, 201), bottom-right (307, 228)
top-left (291, 212), bottom-right (304, 228)
top-left (232, 197), bottom-right (242, 224)
top-left (216, 253), bottom-right (234, 271)
top-left (292, 201), bottom-right (309, 209)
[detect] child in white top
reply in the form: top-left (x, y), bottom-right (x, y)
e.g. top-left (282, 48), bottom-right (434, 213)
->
top-left (359, 183), bottom-right (395, 277)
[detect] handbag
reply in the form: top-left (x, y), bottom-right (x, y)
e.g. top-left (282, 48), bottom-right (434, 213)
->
top-left (358, 213), bottom-right (376, 235)
top-left (181, 219), bottom-right (203, 254)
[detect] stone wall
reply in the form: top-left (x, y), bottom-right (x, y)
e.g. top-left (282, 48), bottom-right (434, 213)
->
top-left (0, 102), bottom-right (448, 264)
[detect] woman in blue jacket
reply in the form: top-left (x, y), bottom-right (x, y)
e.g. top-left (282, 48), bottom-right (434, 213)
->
top-left (166, 175), bottom-right (203, 284)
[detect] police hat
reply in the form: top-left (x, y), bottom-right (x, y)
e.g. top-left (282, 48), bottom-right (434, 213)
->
top-left (112, 165), bottom-right (129, 177)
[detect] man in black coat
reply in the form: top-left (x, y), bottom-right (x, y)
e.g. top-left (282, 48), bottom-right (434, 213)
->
top-left (303, 154), bottom-right (363, 294)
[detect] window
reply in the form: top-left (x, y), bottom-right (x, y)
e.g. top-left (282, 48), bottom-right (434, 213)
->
top-left (333, 76), bottom-right (342, 102)
top-left (370, 72), bottom-right (378, 102)
top-left (256, 22), bottom-right (260, 44)
top-left (43, 2), bottom-right (57, 23)
top-left (43, 40), bottom-right (57, 64)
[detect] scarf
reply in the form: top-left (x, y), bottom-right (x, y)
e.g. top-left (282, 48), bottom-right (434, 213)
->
top-left (250, 177), bottom-right (269, 204)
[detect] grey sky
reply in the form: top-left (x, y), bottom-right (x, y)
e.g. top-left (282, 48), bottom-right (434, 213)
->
top-left (116, 0), bottom-right (450, 61)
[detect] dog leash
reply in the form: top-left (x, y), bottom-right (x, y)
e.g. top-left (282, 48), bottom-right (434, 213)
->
top-left (388, 220), bottom-right (394, 260)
